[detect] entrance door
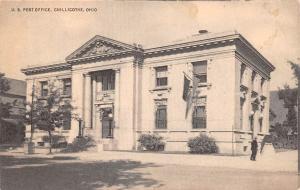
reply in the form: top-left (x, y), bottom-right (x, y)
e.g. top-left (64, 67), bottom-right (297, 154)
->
top-left (101, 108), bottom-right (113, 138)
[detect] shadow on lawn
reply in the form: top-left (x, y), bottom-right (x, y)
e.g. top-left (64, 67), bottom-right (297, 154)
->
top-left (0, 155), bottom-right (163, 190)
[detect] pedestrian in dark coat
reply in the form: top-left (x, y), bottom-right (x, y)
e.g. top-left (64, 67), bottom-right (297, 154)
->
top-left (250, 137), bottom-right (258, 161)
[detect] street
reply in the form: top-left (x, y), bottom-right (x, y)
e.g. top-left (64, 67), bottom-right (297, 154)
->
top-left (0, 151), bottom-right (297, 190)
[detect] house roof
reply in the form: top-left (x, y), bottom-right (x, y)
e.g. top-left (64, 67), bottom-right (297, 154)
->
top-left (3, 78), bottom-right (26, 97)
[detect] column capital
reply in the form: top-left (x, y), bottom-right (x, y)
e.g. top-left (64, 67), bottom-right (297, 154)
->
top-left (83, 73), bottom-right (91, 77)
top-left (113, 68), bottom-right (120, 73)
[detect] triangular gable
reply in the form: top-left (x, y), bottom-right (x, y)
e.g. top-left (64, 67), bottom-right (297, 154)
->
top-left (66, 35), bottom-right (136, 61)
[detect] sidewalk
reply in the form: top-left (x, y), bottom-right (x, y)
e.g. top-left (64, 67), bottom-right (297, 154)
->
top-left (3, 149), bottom-right (296, 173)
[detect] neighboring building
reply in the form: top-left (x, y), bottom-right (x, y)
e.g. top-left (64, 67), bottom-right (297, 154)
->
top-left (0, 77), bottom-right (26, 144)
top-left (21, 31), bottom-right (275, 155)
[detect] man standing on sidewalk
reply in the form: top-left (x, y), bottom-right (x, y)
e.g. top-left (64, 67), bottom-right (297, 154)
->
top-left (250, 137), bottom-right (258, 161)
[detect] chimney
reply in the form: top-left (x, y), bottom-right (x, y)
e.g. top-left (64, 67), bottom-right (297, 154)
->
top-left (198, 30), bottom-right (208, 34)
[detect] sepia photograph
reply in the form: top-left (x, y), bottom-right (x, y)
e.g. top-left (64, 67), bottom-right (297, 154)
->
top-left (0, 1), bottom-right (299, 190)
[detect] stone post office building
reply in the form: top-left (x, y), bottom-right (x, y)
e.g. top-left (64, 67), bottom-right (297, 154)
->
top-left (22, 31), bottom-right (275, 155)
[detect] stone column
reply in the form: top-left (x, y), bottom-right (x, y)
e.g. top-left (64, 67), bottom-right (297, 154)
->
top-left (70, 71), bottom-right (84, 142)
top-left (114, 68), bottom-right (120, 128)
top-left (84, 73), bottom-right (92, 129)
top-left (92, 74), bottom-right (97, 129)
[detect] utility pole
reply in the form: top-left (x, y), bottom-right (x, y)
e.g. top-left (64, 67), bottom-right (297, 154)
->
top-left (25, 80), bottom-right (35, 154)
top-left (30, 80), bottom-right (35, 142)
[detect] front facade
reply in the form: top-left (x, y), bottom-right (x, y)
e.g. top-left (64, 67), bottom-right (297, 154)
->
top-left (22, 31), bottom-right (275, 155)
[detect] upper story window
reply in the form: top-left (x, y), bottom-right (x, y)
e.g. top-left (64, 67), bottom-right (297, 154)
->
top-left (260, 78), bottom-right (265, 94)
top-left (192, 61), bottom-right (207, 84)
top-left (240, 64), bottom-right (246, 83)
top-left (62, 78), bottom-right (71, 96)
top-left (155, 66), bottom-right (168, 87)
top-left (251, 71), bottom-right (256, 89)
top-left (40, 81), bottom-right (48, 97)
top-left (155, 105), bottom-right (167, 129)
top-left (101, 70), bottom-right (115, 91)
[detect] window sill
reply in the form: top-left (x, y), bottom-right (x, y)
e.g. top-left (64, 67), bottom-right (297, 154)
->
top-left (150, 86), bottom-right (171, 92)
top-left (153, 129), bottom-right (168, 132)
top-left (257, 132), bottom-right (269, 135)
top-left (190, 129), bottom-right (207, 132)
top-left (61, 94), bottom-right (71, 98)
top-left (190, 83), bottom-right (212, 88)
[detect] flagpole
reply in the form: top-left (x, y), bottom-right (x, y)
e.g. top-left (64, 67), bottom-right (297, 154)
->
top-left (183, 71), bottom-right (193, 81)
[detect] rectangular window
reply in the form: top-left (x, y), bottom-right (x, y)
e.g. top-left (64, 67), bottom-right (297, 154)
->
top-left (192, 61), bottom-right (207, 84)
top-left (240, 100), bottom-right (244, 129)
top-left (40, 81), bottom-right (48, 97)
top-left (192, 106), bottom-right (207, 129)
top-left (62, 116), bottom-right (71, 130)
top-left (250, 116), bottom-right (254, 131)
top-left (251, 71), bottom-right (256, 89)
top-left (260, 78), bottom-right (265, 94)
top-left (61, 103), bottom-right (71, 130)
top-left (259, 118), bottom-right (263, 132)
top-left (63, 78), bottom-right (71, 96)
top-left (240, 64), bottom-right (246, 83)
top-left (156, 105), bottom-right (167, 129)
top-left (155, 66), bottom-right (168, 87)
top-left (101, 70), bottom-right (115, 91)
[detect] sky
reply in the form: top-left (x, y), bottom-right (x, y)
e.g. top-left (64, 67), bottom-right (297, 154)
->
top-left (0, 0), bottom-right (299, 90)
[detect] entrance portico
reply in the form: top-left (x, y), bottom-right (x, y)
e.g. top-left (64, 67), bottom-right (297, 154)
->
top-left (82, 68), bottom-right (121, 150)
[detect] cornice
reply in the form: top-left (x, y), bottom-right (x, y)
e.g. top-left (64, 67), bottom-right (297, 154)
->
top-left (144, 34), bottom-right (237, 57)
top-left (237, 35), bottom-right (275, 72)
top-left (144, 32), bottom-right (275, 76)
top-left (67, 50), bottom-right (136, 65)
top-left (21, 31), bottom-right (275, 77)
top-left (21, 62), bottom-right (71, 75)
top-left (235, 51), bottom-right (270, 80)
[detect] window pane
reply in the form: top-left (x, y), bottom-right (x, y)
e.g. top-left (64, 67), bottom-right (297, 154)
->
top-left (193, 106), bottom-right (206, 129)
top-left (156, 77), bottom-right (168, 86)
top-left (102, 75), bottom-right (108, 91)
top-left (196, 75), bottom-right (207, 83)
top-left (193, 61), bottom-right (207, 84)
top-left (101, 71), bottom-right (115, 91)
top-left (156, 66), bottom-right (168, 87)
top-left (63, 79), bottom-right (71, 95)
top-left (157, 70), bottom-right (167, 78)
top-left (156, 66), bottom-right (168, 72)
top-left (111, 73), bottom-right (115, 90)
top-left (156, 106), bottom-right (167, 129)
top-left (193, 61), bottom-right (207, 74)
top-left (41, 81), bottom-right (48, 96)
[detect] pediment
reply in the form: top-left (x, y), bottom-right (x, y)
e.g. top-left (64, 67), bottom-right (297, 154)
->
top-left (66, 35), bottom-right (136, 61)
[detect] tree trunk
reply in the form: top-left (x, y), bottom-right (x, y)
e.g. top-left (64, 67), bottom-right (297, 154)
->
top-left (48, 130), bottom-right (52, 154)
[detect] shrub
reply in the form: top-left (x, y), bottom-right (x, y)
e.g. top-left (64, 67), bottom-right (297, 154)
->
top-left (61, 136), bottom-right (96, 153)
top-left (187, 134), bottom-right (218, 154)
top-left (42, 135), bottom-right (67, 148)
top-left (138, 134), bottom-right (165, 151)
